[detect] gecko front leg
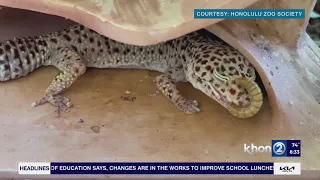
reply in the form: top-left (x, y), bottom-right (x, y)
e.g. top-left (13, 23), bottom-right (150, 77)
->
top-left (155, 74), bottom-right (201, 114)
top-left (31, 47), bottom-right (86, 117)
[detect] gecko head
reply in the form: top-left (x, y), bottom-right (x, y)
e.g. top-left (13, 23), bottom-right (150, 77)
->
top-left (187, 49), bottom-right (263, 118)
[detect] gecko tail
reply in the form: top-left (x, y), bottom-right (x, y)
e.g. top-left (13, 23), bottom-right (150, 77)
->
top-left (0, 38), bottom-right (46, 81)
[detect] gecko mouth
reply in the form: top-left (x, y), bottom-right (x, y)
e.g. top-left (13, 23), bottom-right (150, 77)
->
top-left (207, 77), bottom-right (263, 119)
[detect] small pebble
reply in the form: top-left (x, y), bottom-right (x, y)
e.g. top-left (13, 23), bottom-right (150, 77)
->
top-left (78, 119), bottom-right (84, 123)
top-left (90, 126), bottom-right (100, 133)
top-left (48, 125), bottom-right (56, 130)
top-left (125, 91), bottom-right (130, 94)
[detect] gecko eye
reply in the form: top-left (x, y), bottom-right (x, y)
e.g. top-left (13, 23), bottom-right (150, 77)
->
top-left (213, 69), bottom-right (229, 82)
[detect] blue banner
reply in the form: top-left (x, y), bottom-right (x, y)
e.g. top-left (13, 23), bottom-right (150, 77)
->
top-left (48, 162), bottom-right (274, 174)
top-left (194, 9), bottom-right (305, 19)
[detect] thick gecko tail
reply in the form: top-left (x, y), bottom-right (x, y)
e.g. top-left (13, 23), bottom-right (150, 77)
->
top-left (228, 77), bottom-right (263, 118)
top-left (0, 38), bottom-right (45, 81)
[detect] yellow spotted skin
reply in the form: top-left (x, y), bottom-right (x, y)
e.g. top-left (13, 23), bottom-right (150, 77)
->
top-left (0, 24), bottom-right (263, 118)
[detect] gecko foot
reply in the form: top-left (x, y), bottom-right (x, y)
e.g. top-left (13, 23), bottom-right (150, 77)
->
top-left (31, 94), bottom-right (72, 117)
top-left (175, 98), bottom-right (201, 114)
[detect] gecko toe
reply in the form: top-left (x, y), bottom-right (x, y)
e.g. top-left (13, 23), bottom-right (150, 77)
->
top-left (176, 99), bottom-right (201, 114)
top-left (32, 94), bottom-right (72, 117)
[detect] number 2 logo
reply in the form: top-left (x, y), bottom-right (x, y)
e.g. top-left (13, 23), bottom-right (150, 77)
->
top-left (273, 142), bottom-right (286, 155)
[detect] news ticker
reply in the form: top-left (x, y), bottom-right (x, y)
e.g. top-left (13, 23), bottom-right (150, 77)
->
top-left (194, 9), bottom-right (305, 19)
top-left (19, 162), bottom-right (301, 175)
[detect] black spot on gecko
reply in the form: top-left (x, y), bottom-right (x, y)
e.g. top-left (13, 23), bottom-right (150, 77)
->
top-left (25, 55), bottom-right (30, 64)
top-left (230, 58), bottom-right (236, 64)
top-left (74, 30), bottom-right (80, 34)
top-left (113, 48), bottom-right (119, 53)
top-left (13, 49), bottom-right (19, 59)
top-left (17, 39), bottom-right (23, 45)
top-left (30, 51), bottom-right (35, 57)
top-left (63, 34), bottom-right (71, 41)
top-left (8, 40), bottom-right (15, 46)
top-left (221, 65), bottom-right (226, 72)
top-left (216, 52), bottom-right (224, 56)
top-left (34, 46), bottom-right (39, 53)
top-left (50, 39), bottom-right (57, 43)
top-left (229, 88), bottom-right (236, 95)
top-left (182, 55), bottom-right (186, 62)
top-left (239, 64), bottom-right (244, 71)
top-left (197, 77), bottom-right (202, 83)
top-left (195, 66), bottom-right (200, 72)
top-left (4, 64), bottom-right (9, 70)
top-left (89, 37), bottom-right (94, 43)
top-left (223, 58), bottom-right (230, 64)
top-left (201, 60), bottom-right (208, 65)
top-left (5, 45), bottom-right (11, 52)
top-left (71, 46), bottom-right (78, 52)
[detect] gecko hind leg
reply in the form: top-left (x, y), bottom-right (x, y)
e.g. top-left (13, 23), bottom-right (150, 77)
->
top-left (31, 47), bottom-right (86, 117)
top-left (155, 74), bottom-right (201, 114)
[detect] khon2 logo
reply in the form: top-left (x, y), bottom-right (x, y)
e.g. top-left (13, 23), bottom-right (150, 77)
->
top-left (272, 140), bottom-right (301, 157)
top-left (243, 140), bottom-right (301, 157)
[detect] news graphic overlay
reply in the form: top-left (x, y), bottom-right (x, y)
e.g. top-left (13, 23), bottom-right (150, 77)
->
top-left (18, 162), bottom-right (301, 175)
top-left (272, 140), bottom-right (301, 157)
top-left (19, 162), bottom-right (275, 175)
top-left (194, 9), bottom-right (305, 19)
top-left (274, 162), bottom-right (301, 175)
